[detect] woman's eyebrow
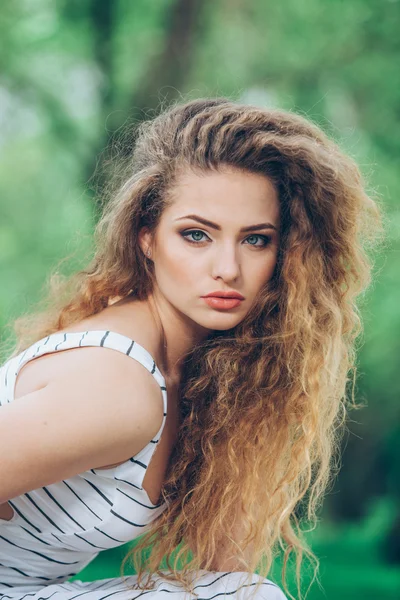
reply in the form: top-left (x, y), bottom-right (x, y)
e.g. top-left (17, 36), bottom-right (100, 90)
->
top-left (175, 214), bottom-right (278, 232)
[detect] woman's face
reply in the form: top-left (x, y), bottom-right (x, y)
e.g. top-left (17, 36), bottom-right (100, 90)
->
top-left (140, 166), bottom-right (280, 333)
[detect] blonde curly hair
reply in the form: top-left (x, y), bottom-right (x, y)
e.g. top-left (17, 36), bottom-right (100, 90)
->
top-left (6, 97), bottom-right (386, 600)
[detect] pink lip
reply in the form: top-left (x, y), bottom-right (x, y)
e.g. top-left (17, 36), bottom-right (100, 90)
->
top-left (202, 291), bottom-right (245, 300)
top-left (202, 297), bottom-right (243, 310)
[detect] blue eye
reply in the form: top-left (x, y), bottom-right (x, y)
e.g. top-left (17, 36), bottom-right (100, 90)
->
top-left (181, 230), bottom-right (208, 243)
top-left (245, 234), bottom-right (272, 247)
top-left (180, 230), bottom-right (272, 248)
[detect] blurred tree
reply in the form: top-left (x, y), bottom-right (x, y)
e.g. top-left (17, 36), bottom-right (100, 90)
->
top-left (0, 0), bottom-right (398, 580)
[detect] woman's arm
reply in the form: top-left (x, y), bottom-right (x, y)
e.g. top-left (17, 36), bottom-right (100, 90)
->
top-left (0, 349), bottom-right (163, 503)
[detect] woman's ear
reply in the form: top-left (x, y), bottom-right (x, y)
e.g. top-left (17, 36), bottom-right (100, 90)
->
top-left (138, 227), bottom-right (152, 258)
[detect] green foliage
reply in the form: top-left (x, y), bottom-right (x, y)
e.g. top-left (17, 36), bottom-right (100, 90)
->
top-left (1, 0), bottom-right (399, 596)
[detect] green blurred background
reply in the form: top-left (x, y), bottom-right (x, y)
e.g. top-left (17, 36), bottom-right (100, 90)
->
top-left (0, 1), bottom-right (399, 598)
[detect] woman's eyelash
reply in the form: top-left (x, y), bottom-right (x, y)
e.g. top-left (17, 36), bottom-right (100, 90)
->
top-left (180, 230), bottom-right (209, 243)
top-left (180, 229), bottom-right (272, 247)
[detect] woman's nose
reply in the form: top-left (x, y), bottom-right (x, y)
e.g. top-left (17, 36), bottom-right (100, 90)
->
top-left (211, 244), bottom-right (241, 281)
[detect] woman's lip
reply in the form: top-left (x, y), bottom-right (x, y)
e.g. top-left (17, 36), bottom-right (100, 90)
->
top-left (202, 297), bottom-right (243, 310)
top-left (202, 293), bottom-right (245, 300)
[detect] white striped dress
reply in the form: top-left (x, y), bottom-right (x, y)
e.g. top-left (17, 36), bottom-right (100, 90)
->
top-left (0, 330), bottom-right (287, 599)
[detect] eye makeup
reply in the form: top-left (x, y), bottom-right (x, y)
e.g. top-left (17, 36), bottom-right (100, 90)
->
top-left (179, 229), bottom-right (272, 248)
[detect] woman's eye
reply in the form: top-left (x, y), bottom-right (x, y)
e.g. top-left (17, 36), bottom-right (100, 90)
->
top-left (180, 230), bottom-right (272, 247)
top-left (181, 230), bottom-right (209, 243)
top-left (244, 234), bottom-right (272, 247)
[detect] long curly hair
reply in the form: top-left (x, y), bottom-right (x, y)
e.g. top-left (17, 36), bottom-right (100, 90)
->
top-left (4, 97), bottom-right (386, 600)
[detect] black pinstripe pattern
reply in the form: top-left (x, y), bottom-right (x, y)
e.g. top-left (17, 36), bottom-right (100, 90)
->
top-left (0, 330), bottom-right (286, 599)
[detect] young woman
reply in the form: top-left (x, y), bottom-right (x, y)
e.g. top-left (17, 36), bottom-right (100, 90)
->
top-left (0, 98), bottom-right (384, 600)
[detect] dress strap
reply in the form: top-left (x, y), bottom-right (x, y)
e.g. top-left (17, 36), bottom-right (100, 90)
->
top-left (3, 330), bottom-right (167, 416)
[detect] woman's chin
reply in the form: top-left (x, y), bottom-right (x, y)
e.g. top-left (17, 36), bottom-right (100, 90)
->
top-left (196, 314), bottom-right (244, 331)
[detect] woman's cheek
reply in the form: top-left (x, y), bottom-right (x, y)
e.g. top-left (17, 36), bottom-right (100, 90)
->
top-left (159, 246), bottom-right (197, 285)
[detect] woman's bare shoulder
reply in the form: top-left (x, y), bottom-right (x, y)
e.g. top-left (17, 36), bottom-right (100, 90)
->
top-left (14, 299), bottom-right (161, 400)
top-left (62, 297), bottom-right (158, 351)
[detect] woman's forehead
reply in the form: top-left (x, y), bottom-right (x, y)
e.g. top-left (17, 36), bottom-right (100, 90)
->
top-left (164, 168), bottom-right (281, 225)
